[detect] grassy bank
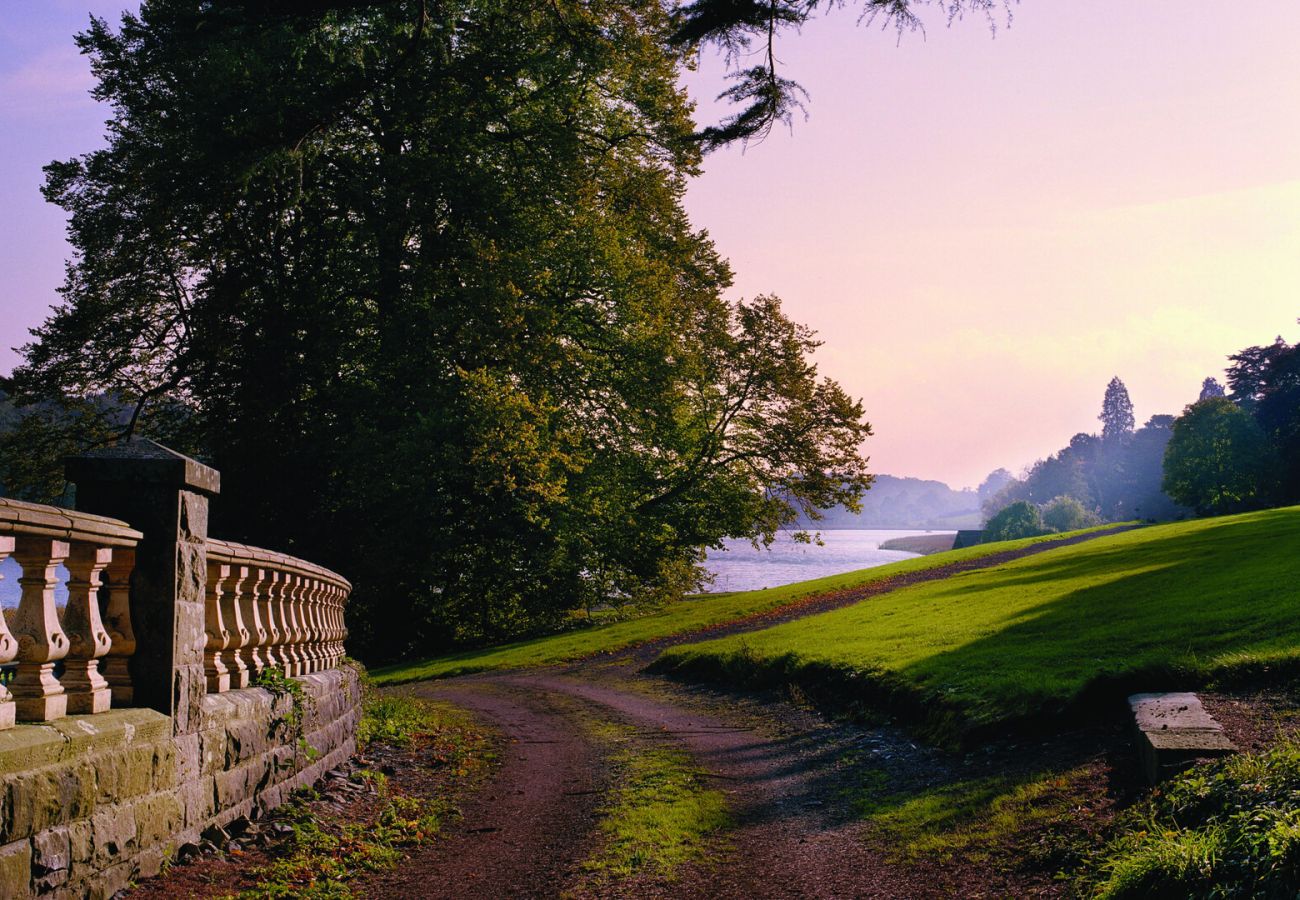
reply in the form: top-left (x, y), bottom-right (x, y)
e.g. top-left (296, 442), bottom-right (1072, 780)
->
top-left (655, 507), bottom-right (1300, 745)
top-left (372, 526), bottom-right (1118, 685)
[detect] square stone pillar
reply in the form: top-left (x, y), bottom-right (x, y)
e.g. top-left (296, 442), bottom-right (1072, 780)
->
top-left (65, 440), bottom-right (220, 736)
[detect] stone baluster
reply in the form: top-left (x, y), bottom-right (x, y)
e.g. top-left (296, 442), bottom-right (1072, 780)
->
top-left (260, 570), bottom-right (283, 673)
top-left (218, 565), bottom-right (250, 689)
top-left (296, 578), bottom-right (315, 673)
top-left (325, 585), bottom-right (341, 667)
top-left (100, 548), bottom-right (136, 705)
top-left (11, 537), bottom-right (71, 721)
top-left (275, 572), bottom-right (293, 671)
top-left (238, 567), bottom-right (269, 678)
top-left (0, 536), bottom-right (17, 728)
top-left (316, 583), bottom-right (332, 669)
top-left (317, 581), bottom-right (334, 669)
top-left (62, 543), bottom-right (114, 714)
top-left (333, 586), bottom-right (349, 666)
top-left (305, 579), bottom-right (324, 673)
top-left (203, 561), bottom-right (233, 692)
top-left (279, 575), bottom-right (303, 676)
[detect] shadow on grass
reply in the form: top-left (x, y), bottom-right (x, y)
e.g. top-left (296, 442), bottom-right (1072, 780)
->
top-left (655, 508), bottom-right (1300, 748)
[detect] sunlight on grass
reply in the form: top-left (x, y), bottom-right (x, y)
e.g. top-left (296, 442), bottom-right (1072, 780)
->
top-left (372, 526), bottom-right (1119, 685)
top-left (581, 722), bottom-right (730, 883)
top-left (657, 507), bottom-right (1300, 740)
top-left (854, 769), bottom-right (1091, 866)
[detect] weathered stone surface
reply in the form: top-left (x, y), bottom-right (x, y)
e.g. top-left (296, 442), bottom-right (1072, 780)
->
top-left (133, 792), bottom-right (183, 850)
top-left (0, 667), bottom-right (359, 897)
top-left (1130, 692), bottom-right (1236, 784)
top-left (68, 820), bottom-right (92, 866)
top-left (198, 727), bottom-right (227, 776)
top-left (31, 824), bottom-right (70, 890)
top-left (0, 838), bottom-right (31, 897)
top-left (0, 725), bottom-right (65, 772)
top-left (2, 760), bottom-right (96, 842)
top-left (91, 804), bottom-right (138, 866)
top-left (177, 777), bottom-right (216, 828)
top-left (92, 747), bottom-right (152, 806)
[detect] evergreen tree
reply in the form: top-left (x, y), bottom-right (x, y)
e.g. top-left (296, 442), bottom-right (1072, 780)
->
top-left (1099, 377), bottom-right (1136, 443)
top-left (1199, 377), bottom-right (1226, 400)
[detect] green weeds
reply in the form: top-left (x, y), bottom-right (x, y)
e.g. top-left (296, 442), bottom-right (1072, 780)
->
top-left (1086, 741), bottom-right (1300, 898)
top-left (852, 768), bottom-right (1093, 870)
top-left (235, 693), bottom-right (493, 899)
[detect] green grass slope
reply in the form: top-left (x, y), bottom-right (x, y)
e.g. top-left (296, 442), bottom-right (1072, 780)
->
top-left (655, 508), bottom-right (1300, 745)
top-left (371, 527), bottom-right (1114, 685)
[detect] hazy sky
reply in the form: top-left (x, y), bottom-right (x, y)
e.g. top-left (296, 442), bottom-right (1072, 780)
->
top-left (3, 3), bottom-right (1299, 488)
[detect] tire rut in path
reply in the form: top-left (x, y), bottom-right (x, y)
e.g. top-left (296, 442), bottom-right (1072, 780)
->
top-left (353, 683), bottom-right (609, 899)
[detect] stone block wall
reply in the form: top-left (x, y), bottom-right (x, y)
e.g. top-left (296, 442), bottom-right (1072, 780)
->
top-left (0, 667), bottom-right (361, 898)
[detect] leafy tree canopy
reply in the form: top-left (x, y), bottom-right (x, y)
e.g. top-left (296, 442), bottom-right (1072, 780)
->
top-left (1225, 333), bottom-right (1300, 502)
top-left (5, 1), bottom-right (871, 659)
top-left (1162, 398), bottom-right (1277, 516)
top-left (1041, 494), bottom-right (1097, 533)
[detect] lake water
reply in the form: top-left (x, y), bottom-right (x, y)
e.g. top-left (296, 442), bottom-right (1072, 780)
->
top-left (702, 529), bottom-right (951, 593)
top-left (0, 528), bottom-right (951, 607)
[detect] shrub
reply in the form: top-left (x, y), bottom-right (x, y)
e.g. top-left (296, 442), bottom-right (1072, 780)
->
top-left (983, 500), bottom-right (1048, 542)
top-left (1042, 495), bottom-right (1099, 533)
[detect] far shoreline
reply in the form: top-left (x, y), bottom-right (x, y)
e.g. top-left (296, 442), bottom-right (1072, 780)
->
top-left (877, 532), bottom-right (958, 555)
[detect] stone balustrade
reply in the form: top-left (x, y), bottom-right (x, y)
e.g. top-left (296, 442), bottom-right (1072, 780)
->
top-left (203, 538), bottom-right (350, 692)
top-left (0, 497), bottom-right (142, 728)
top-left (0, 441), bottom-right (361, 898)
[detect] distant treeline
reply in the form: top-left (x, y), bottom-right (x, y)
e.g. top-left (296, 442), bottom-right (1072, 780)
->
top-left (797, 474), bottom-right (982, 531)
top-left (981, 376), bottom-right (1188, 527)
top-left (979, 324), bottom-right (1300, 541)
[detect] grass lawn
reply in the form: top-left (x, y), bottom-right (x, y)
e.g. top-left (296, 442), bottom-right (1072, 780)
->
top-left (655, 507), bottom-right (1300, 744)
top-left (371, 527), bottom-right (1115, 685)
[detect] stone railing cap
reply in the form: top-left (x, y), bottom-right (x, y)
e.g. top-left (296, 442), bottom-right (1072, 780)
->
top-left (65, 438), bottom-right (220, 496)
top-left (207, 536), bottom-right (351, 590)
top-left (0, 495), bottom-right (143, 547)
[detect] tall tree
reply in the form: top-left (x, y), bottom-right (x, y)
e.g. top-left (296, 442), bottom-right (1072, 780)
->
top-left (1099, 376), bottom-right (1135, 443)
top-left (6, 1), bottom-right (871, 659)
top-left (1163, 398), bottom-right (1277, 516)
top-left (1226, 333), bottom-right (1300, 502)
top-left (1199, 377), bottom-right (1226, 400)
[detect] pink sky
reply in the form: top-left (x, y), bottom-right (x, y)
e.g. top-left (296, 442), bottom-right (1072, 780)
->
top-left (3, 3), bottom-right (1300, 488)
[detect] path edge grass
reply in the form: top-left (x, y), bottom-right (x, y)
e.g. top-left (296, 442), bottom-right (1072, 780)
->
top-left (371, 523), bottom-right (1129, 686)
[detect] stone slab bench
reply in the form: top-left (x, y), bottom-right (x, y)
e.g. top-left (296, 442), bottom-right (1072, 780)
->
top-left (1129, 692), bottom-right (1235, 785)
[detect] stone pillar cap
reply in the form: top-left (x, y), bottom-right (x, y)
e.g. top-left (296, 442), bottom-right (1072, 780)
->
top-left (65, 438), bottom-right (221, 496)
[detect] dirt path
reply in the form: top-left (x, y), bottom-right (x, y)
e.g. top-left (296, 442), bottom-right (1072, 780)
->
top-left (353, 683), bottom-right (609, 899)
top-left (377, 527), bottom-right (1137, 897)
top-left (372, 529), bottom-right (1138, 896)
top-left (365, 527), bottom-right (1140, 897)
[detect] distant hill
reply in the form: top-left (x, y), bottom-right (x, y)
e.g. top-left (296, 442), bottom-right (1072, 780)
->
top-left (799, 474), bottom-right (981, 530)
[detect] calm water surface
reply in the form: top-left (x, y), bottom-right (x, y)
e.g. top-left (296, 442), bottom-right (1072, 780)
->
top-left (702, 529), bottom-right (952, 593)
top-left (0, 528), bottom-right (953, 606)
